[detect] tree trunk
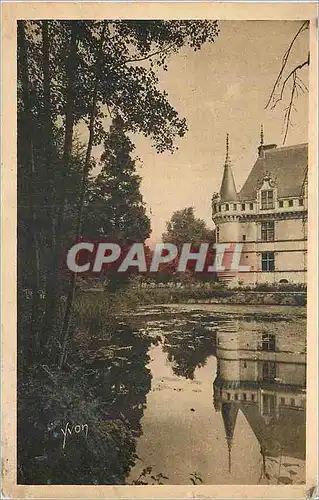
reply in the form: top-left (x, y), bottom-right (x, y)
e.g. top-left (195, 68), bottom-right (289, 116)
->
top-left (41, 21), bottom-right (56, 247)
top-left (40, 21), bottom-right (59, 347)
top-left (59, 22), bottom-right (107, 370)
top-left (41, 21), bottom-right (78, 356)
top-left (18, 21), bottom-right (42, 362)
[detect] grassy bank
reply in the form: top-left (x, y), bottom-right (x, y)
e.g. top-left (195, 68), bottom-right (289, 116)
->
top-left (134, 288), bottom-right (306, 306)
top-left (18, 288), bottom-right (152, 484)
top-left (78, 282), bottom-right (307, 307)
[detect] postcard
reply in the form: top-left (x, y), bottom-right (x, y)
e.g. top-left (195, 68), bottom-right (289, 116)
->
top-left (1, 2), bottom-right (318, 498)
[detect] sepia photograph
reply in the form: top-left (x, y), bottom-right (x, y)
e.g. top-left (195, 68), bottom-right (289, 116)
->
top-left (1, 3), bottom-right (318, 498)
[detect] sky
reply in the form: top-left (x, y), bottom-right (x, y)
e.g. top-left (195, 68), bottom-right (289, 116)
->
top-left (93, 21), bottom-right (310, 245)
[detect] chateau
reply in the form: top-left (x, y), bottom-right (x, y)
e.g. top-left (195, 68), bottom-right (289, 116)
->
top-left (212, 130), bottom-right (308, 285)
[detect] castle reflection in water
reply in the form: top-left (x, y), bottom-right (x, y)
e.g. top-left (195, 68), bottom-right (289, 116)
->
top-left (213, 320), bottom-right (306, 476)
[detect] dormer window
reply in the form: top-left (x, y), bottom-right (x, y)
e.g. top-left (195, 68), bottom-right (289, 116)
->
top-left (261, 190), bottom-right (274, 210)
top-left (241, 203), bottom-right (245, 211)
top-left (225, 203), bottom-right (229, 211)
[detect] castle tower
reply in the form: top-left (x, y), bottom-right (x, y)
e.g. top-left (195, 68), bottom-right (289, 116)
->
top-left (216, 319), bottom-right (240, 382)
top-left (212, 135), bottom-right (241, 283)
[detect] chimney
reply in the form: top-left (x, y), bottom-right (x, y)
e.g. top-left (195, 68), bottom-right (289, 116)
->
top-left (258, 144), bottom-right (277, 158)
top-left (258, 125), bottom-right (277, 157)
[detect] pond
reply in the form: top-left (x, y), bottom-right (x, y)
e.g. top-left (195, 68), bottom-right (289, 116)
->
top-left (128, 304), bottom-right (306, 486)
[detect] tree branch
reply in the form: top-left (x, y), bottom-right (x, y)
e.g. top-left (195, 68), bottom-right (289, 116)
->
top-left (124, 42), bottom-right (176, 65)
top-left (265, 21), bottom-right (309, 110)
top-left (270, 55), bottom-right (309, 110)
top-left (282, 71), bottom-right (297, 144)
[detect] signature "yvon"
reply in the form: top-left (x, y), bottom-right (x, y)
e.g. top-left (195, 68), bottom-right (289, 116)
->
top-left (61, 422), bottom-right (88, 449)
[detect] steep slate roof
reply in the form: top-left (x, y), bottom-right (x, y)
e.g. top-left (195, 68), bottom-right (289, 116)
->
top-left (221, 402), bottom-right (239, 442)
top-left (239, 143), bottom-right (308, 201)
top-left (220, 163), bottom-right (240, 202)
top-left (240, 403), bottom-right (306, 461)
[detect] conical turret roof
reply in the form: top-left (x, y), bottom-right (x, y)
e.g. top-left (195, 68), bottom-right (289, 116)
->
top-left (219, 134), bottom-right (239, 202)
top-left (221, 402), bottom-right (239, 473)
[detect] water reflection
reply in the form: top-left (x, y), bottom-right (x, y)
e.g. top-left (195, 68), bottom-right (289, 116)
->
top-left (161, 321), bottom-right (217, 379)
top-left (214, 321), bottom-right (306, 482)
top-left (213, 318), bottom-right (306, 483)
top-left (132, 304), bottom-right (306, 485)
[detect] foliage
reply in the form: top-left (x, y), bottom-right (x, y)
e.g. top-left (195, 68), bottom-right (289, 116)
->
top-left (18, 308), bottom-right (153, 484)
top-left (162, 322), bottom-right (217, 379)
top-left (81, 116), bottom-right (151, 290)
top-left (131, 466), bottom-right (203, 486)
top-left (17, 19), bottom-right (219, 366)
top-left (233, 282), bottom-right (307, 292)
top-left (152, 207), bottom-right (216, 281)
top-left (128, 283), bottom-right (230, 305)
top-left (84, 117), bottom-right (151, 243)
top-left (116, 282), bottom-right (306, 307)
top-left (17, 19), bottom-right (220, 484)
top-left (163, 207), bottom-right (215, 244)
top-left (189, 472), bottom-right (204, 485)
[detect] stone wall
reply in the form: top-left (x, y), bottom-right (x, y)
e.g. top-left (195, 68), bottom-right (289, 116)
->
top-left (185, 292), bottom-right (306, 306)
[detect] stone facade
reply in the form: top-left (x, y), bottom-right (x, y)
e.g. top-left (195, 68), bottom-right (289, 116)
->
top-left (212, 133), bottom-right (308, 285)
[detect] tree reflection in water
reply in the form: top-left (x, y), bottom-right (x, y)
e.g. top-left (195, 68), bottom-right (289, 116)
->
top-left (159, 313), bottom-right (220, 379)
top-left (132, 306), bottom-right (306, 485)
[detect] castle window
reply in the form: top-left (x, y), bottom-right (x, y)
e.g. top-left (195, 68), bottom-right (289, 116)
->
top-left (289, 199), bottom-right (293, 207)
top-left (261, 252), bottom-right (275, 272)
top-left (242, 235), bottom-right (246, 241)
top-left (261, 190), bottom-right (274, 209)
top-left (261, 333), bottom-right (276, 352)
top-left (251, 394), bottom-right (255, 402)
top-left (279, 200), bottom-right (284, 208)
top-left (233, 203), bottom-right (237, 210)
top-left (262, 394), bottom-right (276, 415)
top-left (218, 205), bottom-right (221, 212)
top-left (243, 393), bottom-right (247, 401)
top-left (262, 361), bottom-right (276, 382)
top-left (299, 198), bottom-right (304, 206)
top-left (241, 203), bottom-right (245, 211)
top-left (261, 221), bottom-right (274, 241)
top-left (225, 203), bottom-right (229, 211)
top-left (249, 203), bottom-right (254, 210)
